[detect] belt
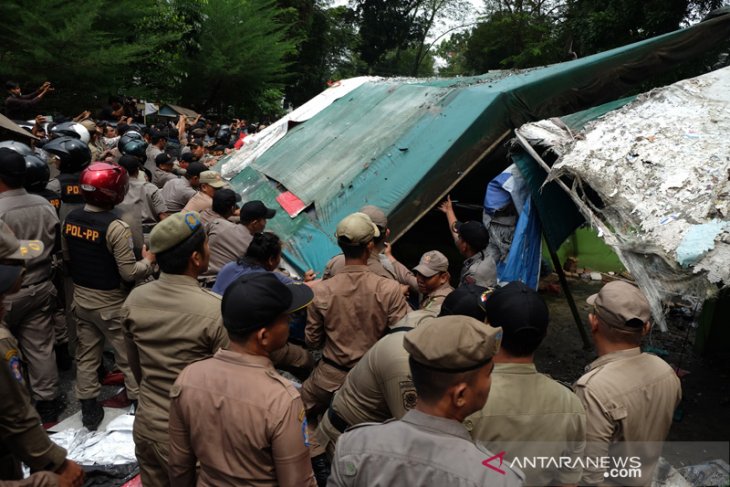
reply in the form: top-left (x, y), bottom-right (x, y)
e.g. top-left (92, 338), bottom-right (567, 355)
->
top-left (321, 356), bottom-right (351, 373)
top-left (327, 407), bottom-right (350, 434)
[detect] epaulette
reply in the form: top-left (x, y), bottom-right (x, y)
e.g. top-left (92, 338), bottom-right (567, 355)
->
top-left (265, 369), bottom-right (300, 399)
top-left (199, 287), bottom-right (222, 299)
top-left (575, 367), bottom-right (602, 388)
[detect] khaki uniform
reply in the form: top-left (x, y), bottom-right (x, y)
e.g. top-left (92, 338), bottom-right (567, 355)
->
top-left (121, 273), bottom-right (229, 487)
top-left (88, 142), bottom-right (102, 163)
top-left (125, 178), bottom-right (167, 224)
top-left (152, 168), bottom-right (177, 189)
top-left (317, 309), bottom-right (436, 458)
top-left (161, 177), bottom-right (196, 213)
top-left (198, 207), bottom-right (221, 226)
top-left (182, 190), bottom-right (212, 213)
top-left (0, 189), bottom-right (60, 401)
top-left (323, 252), bottom-right (418, 293)
top-left (145, 145), bottom-right (162, 174)
top-left (419, 281), bottom-right (453, 311)
top-left (329, 409), bottom-right (524, 487)
top-left (466, 363), bottom-right (586, 486)
top-left (0, 327), bottom-right (66, 481)
top-left (206, 219), bottom-right (252, 275)
top-left (168, 349), bottom-right (316, 487)
top-left (302, 266), bottom-right (409, 416)
top-left (116, 179), bottom-right (166, 255)
top-left (574, 348), bottom-right (681, 486)
top-left (460, 250), bottom-right (497, 287)
top-left (65, 205), bottom-right (155, 401)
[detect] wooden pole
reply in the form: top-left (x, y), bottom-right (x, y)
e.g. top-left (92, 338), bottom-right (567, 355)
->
top-left (542, 223), bottom-right (592, 350)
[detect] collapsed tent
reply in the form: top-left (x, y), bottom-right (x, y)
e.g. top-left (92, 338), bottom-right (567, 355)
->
top-left (513, 66), bottom-right (730, 331)
top-left (0, 112), bottom-right (37, 140)
top-left (218, 10), bottom-right (730, 276)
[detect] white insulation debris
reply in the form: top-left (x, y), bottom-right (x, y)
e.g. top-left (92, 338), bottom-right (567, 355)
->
top-left (530, 67), bottom-right (730, 329)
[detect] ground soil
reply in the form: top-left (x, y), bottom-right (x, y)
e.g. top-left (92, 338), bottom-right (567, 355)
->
top-left (537, 278), bottom-right (730, 443)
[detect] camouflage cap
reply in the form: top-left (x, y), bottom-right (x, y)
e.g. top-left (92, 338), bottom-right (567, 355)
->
top-left (149, 211), bottom-right (202, 254)
top-left (404, 315), bottom-right (502, 372)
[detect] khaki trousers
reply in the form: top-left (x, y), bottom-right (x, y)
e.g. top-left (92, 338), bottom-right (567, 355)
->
top-left (300, 362), bottom-right (347, 419)
top-left (134, 430), bottom-right (171, 487)
top-left (3, 281), bottom-right (59, 401)
top-left (315, 412), bottom-right (342, 461)
top-left (72, 302), bottom-right (138, 400)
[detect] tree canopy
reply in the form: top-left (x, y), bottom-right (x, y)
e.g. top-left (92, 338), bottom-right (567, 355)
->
top-left (1, 0), bottom-right (727, 118)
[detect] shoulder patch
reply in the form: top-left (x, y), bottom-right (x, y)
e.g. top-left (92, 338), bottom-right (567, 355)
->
top-left (400, 380), bottom-right (417, 411)
top-left (342, 460), bottom-right (358, 477)
top-left (6, 350), bottom-right (24, 384)
top-left (301, 414), bottom-right (310, 447)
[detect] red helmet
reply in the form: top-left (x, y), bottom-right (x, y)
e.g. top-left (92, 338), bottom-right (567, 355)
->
top-left (79, 162), bottom-right (129, 207)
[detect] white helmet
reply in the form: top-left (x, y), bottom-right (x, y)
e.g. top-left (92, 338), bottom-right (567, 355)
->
top-left (50, 122), bottom-right (90, 144)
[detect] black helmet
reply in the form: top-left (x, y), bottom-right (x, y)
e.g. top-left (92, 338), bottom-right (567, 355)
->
top-left (120, 139), bottom-right (148, 159)
top-left (216, 125), bottom-right (231, 145)
top-left (118, 130), bottom-right (143, 151)
top-left (0, 140), bottom-right (33, 156)
top-left (24, 154), bottom-right (50, 192)
top-left (43, 136), bottom-right (91, 173)
top-left (50, 122), bottom-right (90, 143)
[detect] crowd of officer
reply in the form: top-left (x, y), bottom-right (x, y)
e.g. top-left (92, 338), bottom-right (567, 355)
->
top-left (0, 102), bottom-right (682, 487)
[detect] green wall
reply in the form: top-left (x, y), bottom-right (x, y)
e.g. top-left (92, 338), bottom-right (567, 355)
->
top-left (545, 227), bottom-right (625, 273)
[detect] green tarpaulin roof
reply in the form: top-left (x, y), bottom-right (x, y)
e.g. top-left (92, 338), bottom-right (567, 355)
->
top-left (222, 12), bottom-right (730, 274)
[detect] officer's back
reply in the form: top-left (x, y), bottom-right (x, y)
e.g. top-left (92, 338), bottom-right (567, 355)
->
top-left (329, 316), bottom-right (524, 487)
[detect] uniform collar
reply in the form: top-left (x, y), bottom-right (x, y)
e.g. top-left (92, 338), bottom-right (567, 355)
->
top-left (201, 208), bottom-right (222, 220)
top-left (424, 282), bottom-right (453, 300)
top-left (401, 409), bottom-right (472, 441)
top-left (158, 272), bottom-right (201, 286)
top-left (214, 349), bottom-right (274, 369)
top-left (463, 250), bottom-right (485, 265)
top-left (0, 188), bottom-right (27, 198)
top-left (339, 264), bottom-right (370, 273)
top-left (586, 347), bottom-right (641, 372)
top-left (493, 362), bottom-right (537, 374)
top-left (84, 203), bottom-right (108, 212)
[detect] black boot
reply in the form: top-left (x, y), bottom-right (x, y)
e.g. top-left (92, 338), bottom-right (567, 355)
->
top-left (311, 453), bottom-right (331, 487)
top-left (80, 399), bottom-right (104, 431)
top-left (35, 393), bottom-right (66, 425)
top-left (55, 343), bottom-right (73, 371)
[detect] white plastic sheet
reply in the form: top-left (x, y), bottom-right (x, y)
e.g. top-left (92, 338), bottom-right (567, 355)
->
top-left (49, 414), bottom-right (137, 466)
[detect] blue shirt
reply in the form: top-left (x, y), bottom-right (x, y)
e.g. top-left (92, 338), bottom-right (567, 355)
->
top-left (212, 260), bottom-right (293, 295)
